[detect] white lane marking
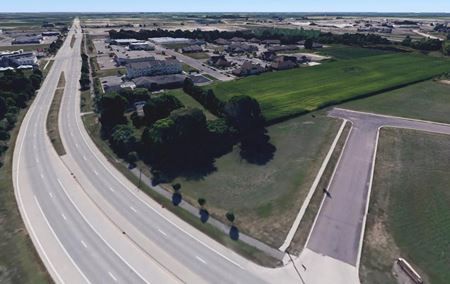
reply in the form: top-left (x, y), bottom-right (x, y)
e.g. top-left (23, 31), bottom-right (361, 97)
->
top-left (83, 156), bottom-right (87, 161)
top-left (40, 173), bottom-right (44, 179)
top-left (33, 196), bottom-right (92, 284)
top-left (70, 131), bottom-right (74, 137)
top-left (158, 229), bottom-right (167, 237)
top-left (36, 158), bottom-right (40, 164)
top-left (49, 192), bottom-right (54, 198)
top-left (72, 83), bottom-right (246, 270)
top-left (57, 179), bottom-right (150, 284)
top-left (93, 170), bottom-right (98, 176)
top-left (33, 144), bottom-right (37, 150)
top-left (75, 143), bottom-right (79, 148)
top-left (130, 206), bottom-right (137, 213)
top-left (61, 213), bottom-right (67, 220)
top-left (81, 240), bottom-right (88, 248)
top-left (196, 256), bottom-right (207, 264)
top-left (108, 272), bottom-right (117, 282)
top-left (109, 187), bottom-right (115, 192)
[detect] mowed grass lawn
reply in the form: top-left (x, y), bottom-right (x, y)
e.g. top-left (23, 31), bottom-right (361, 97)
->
top-left (343, 80), bottom-right (450, 124)
top-left (210, 53), bottom-right (450, 122)
top-left (361, 128), bottom-right (450, 284)
top-left (171, 112), bottom-right (341, 247)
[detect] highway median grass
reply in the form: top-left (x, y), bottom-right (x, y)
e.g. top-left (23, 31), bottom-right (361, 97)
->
top-left (361, 128), bottom-right (450, 284)
top-left (46, 72), bottom-right (66, 156)
top-left (209, 53), bottom-right (450, 122)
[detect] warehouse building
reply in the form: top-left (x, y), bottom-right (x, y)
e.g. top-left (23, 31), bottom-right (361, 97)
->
top-left (126, 59), bottom-right (182, 78)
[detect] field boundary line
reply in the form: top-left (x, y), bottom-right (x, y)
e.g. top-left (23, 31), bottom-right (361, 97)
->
top-left (279, 119), bottom-right (348, 252)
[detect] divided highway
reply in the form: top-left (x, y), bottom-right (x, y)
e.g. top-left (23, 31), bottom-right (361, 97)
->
top-left (13, 21), bottom-right (182, 284)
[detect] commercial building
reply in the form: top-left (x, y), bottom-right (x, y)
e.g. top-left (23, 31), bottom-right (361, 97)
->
top-left (129, 42), bottom-right (155, 50)
top-left (133, 74), bottom-right (186, 91)
top-left (110, 38), bottom-right (139, 45)
top-left (270, 55), bottom-right (298, 70)
top-left (126, 59), bottom-right (182, 78)
top-left (12, 35), bottom-right (43, 45)
top-left (0, 50), bottom-right (38, 68)
top-left (42, 31), bottom-right (61, 36)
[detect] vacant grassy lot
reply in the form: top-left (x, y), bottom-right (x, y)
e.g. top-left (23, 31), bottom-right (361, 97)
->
top-left (0, 44), bottom-right (49, 52)
top-left (361, 128), bottom-right (450, 284)
top-left (343, 80), bottom-right (450, 124)
top-left (166, 89), bottom-right (217, 120)
top-left (210, 54), bottom-right (450, 122)
top-left (171, 112), bottom-right (341, 247)
top-left (184, 52), bottom-right (209, 60)
top-left (317, 45), bottom-right (393, 59)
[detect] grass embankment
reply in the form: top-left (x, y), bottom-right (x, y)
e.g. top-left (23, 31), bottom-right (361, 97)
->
top-left (343, 80), bottom-right (450, 124)
top-left (182, 63), bottom-right (199, 73)
top-left (360, 128), bottom-right (450, 284)
top-left (170, 111), bottom-right (341, 248)
top-left (0, 101), bottom-right (51, 284)
top-left (210, 53), bottom-right (450, 122)
top-left (81, 113), bottom-right (280, 267)
top-left (95, 67), bottom-right (126, 78)
top-left (46, 72), bottom-right (66, 156)
top-left (39, 60), bottom-right (54, 78)
top-left (287, 121), bottom-right (352, 255)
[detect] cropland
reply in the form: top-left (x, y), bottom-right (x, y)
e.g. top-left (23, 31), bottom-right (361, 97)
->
top-left (210, 53), bottom-right (450, 122)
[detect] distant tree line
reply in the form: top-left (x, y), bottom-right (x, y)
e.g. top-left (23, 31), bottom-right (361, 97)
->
top-left (0, 69), bottom-right (43, 164)
top-left (109, 27), bottom-right (390, 46)
top-left (401, 35), bottom-right (448, 52)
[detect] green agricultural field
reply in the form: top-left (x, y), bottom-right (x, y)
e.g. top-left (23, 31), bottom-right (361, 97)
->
top-left (342, 80), bottom-right (450, 124)
top-left (210, 53), bottom-right (450, 122)
top-left (361, 128), bottom-right (450, 284)
top-left (318, 45), bottom-right (393, 59)
top-left (170, 112), bottom-right (341, 247)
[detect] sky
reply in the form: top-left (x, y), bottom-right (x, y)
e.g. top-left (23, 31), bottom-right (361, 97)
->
top-left (1, 0), bottom-right (449, 13)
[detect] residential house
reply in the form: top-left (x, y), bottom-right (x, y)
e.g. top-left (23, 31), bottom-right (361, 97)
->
top-left (270, 55), bottom-right (298, 70)
top-left (208, 55), bottom-right (232, 68)
top-left (267, 45), bottom-right (299, 52)
top-left (232, 61), bottom-right (265, 77)
top-left (230, 37), bottom-right (246, 42)
top-left (248, 38), bottom-right (261, 44)
top-left (214, 38), bottom-right (229, 45)
top-left (181, 45), bottom-right (203, 53)
top-left (262, 39), bottom-right (281, 45)
top-left (225, 43), bottom-right (258, 53)
top-left (260, 51), bottom-right (277, 61)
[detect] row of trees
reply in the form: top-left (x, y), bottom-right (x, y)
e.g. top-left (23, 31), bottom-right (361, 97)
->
top-left (79, 53), bottom-right (91, 90)
top-left (0, 69), bottom-right (43, 163)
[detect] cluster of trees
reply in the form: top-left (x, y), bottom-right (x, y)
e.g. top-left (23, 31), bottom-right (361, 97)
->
top-left (401, 36), bottom-right (443, 51)
top-left (317, 32), bottom-right (390, 46)
top-left (96, 85), bottom-right (274, 183)
top-left (0, 69), bottom-right (43, 162)
top-left (79, 53), bottom-right (91, 90)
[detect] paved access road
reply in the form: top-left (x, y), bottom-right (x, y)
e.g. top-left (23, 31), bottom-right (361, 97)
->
top-left (307, 108), bottom-right (450, 267)
top-left (13, 20), bottom-right (182, 284)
